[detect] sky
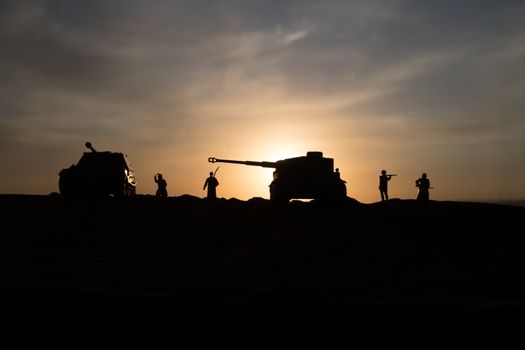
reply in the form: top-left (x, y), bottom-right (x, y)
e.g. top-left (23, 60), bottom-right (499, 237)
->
top-left (1, 0), bottom-right (524, 203)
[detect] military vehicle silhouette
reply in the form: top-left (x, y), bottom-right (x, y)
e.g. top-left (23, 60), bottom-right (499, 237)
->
top-left (208, 151), bottom-right (347, 203)
top-left (59, 142), bottom-right (136, 197)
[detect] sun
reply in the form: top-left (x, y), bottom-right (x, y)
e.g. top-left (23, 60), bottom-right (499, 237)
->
top-left (264, 144), bottom-right (304, 161)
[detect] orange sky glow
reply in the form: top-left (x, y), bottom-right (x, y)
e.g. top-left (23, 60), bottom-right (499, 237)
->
top-left (1, 1), bottom-right (524, 203)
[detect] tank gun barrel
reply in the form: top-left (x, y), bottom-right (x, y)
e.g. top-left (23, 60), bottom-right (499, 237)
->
top-left (208, 157), bottom-right (277, 168)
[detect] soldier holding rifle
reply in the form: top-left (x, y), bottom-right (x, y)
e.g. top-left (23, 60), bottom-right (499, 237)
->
top-left (379, 170), bottom-right (397, 201)
top-left (203, 167), bottom-right (220, 200)
top-left (415, 172), bottom-right (431, 201)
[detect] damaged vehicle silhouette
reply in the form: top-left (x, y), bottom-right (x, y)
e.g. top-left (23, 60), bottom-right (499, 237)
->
top-left (59, 142), bottom-right (136, 198)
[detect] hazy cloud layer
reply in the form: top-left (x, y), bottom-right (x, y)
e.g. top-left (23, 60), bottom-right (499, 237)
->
top-left (1, 0), bottom-right (525, 201)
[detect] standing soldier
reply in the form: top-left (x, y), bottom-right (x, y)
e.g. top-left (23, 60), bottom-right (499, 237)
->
top-left (415, 173), bottom-right (430, 201)
top-left (203, 171), bottom-right (219, 199)
top-left (154, 173), bottom-right (168, 198)
top-left (378, 170), bottom-right (394, 201)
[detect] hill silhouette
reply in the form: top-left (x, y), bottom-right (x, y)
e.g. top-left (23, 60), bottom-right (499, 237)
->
top-left (1, 194), bottom-right (524, 346)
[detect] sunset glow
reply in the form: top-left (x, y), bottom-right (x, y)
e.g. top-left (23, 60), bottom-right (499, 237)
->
top-left (1, 1), bottom-right (524, 203)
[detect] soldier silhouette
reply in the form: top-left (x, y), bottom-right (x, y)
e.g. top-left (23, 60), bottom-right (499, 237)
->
top-left (203, 171), bottom-right (219, 199)
top-left (379, 170), bottom-right (393, 201)
top-left (335, 168), bottom-right (347, 184)
top-left (154, 173), bottom-right (168, 198)
top-left (415, 173), bottom-right (430, 201)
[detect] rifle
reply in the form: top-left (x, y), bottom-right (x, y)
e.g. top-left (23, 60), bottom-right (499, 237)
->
top-left (415, 184), bottom-right (435, 189)
top-left (213, 166), bottom-right (220, 177)
top-left (387, 174), bottom-right (398, 176)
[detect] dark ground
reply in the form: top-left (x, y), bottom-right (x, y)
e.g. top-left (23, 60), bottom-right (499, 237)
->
top-left (1, 194), bottom-right (525, 347)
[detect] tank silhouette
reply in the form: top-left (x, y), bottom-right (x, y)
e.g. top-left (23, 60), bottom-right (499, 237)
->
top-left (58, 142), bottom-right (136, 197)
top-left (208, 151), bottom-right (347, 203)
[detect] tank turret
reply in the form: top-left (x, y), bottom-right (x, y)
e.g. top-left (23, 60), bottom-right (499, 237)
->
top-left (209, 151), bottom-right (347, 203)
top-left (58, 142), bottom-right (136, 198)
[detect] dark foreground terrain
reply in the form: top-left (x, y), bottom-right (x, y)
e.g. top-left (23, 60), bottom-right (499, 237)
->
top-left (1, 194), bottom-right (525, 347)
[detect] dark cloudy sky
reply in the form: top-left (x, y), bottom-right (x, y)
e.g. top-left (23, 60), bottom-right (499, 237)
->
top-left (1, 0), bottom-right (524, 202)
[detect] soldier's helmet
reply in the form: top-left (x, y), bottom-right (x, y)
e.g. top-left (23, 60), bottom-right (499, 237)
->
top-left (381, 170), bottom-right (387, 175)
top-left (422, 173), bottom-right (427, 178)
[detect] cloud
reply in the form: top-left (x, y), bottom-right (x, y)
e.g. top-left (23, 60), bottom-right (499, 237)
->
top-left (283, 29), bottom-right (309, 44)
top-left (1, 0), bottom-right (525, 199)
